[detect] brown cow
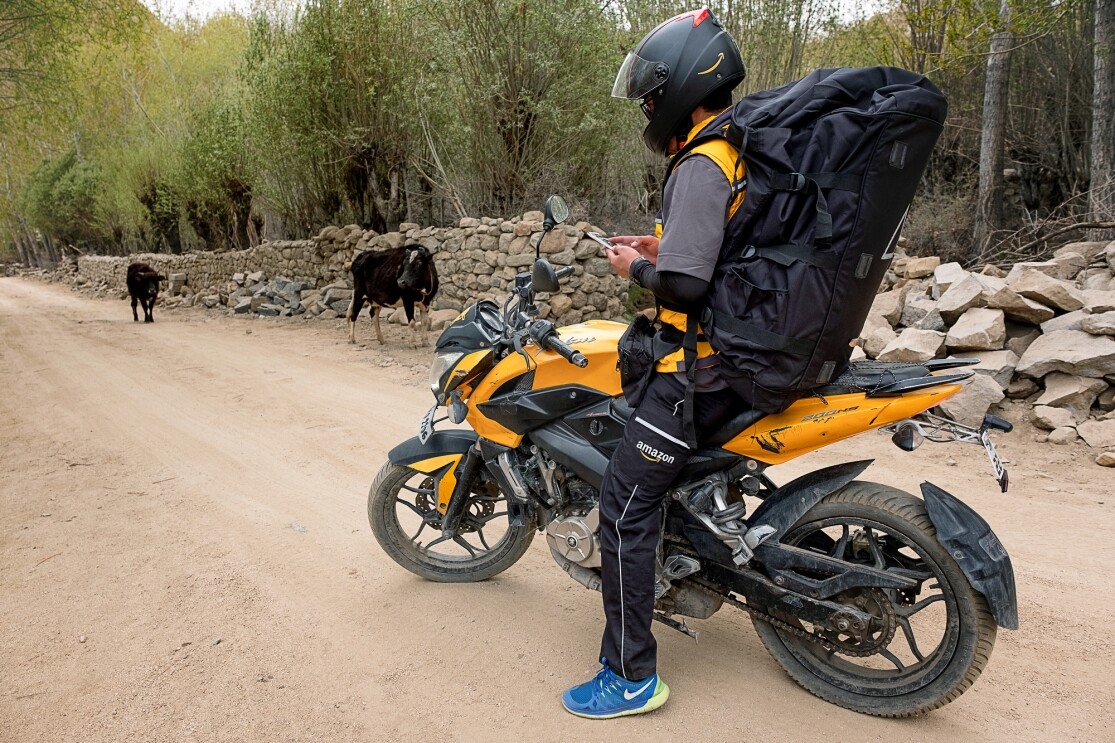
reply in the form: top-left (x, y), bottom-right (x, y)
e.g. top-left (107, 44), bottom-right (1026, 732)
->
top-left (126, 262), bottom-right (165, 323)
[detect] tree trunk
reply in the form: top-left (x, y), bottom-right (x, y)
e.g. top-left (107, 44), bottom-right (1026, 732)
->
top-left (973, 0), bottom-right (1014, 264)
top-left (1090, 0), bottom-right (1115, 241)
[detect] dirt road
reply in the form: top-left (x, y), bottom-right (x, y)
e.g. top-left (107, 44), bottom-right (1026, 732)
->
top-left (1, 276), bottom-right (1112, 742)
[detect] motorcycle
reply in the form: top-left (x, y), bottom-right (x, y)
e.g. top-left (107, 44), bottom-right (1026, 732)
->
top-left (367, 195), bottom-right (1017, 717)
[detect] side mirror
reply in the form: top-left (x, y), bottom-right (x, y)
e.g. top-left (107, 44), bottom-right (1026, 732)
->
top-left (543, 195), bottom-right (569, 232)
top-left (532, 258), bottom-right (559, 293)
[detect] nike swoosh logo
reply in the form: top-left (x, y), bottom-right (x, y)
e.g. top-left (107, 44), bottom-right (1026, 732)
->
top-left (623, 678), bottom-right (655, 700)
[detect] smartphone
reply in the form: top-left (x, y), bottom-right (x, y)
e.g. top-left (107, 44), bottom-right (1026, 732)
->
top-left (586, 231), bottom-right (616, 253)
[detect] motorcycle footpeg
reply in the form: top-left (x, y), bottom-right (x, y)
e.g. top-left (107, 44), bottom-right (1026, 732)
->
top-left (662, 555), bottom-right (701, 581)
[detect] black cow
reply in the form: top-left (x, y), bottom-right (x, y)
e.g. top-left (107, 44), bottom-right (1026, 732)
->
top-left (346, 245), bottom-right (439, 346)
top-left (126, 262), bottom-right (165, 323)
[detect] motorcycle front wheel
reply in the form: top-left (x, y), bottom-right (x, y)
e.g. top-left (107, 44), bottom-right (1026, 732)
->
top-left (751, 481), bottom-right (998, 717)
top-left (368, 462), bottom-right (535, 582)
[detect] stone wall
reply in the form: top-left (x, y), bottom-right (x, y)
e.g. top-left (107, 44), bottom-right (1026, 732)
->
top-left (71, 211), bottom-right (628, 326)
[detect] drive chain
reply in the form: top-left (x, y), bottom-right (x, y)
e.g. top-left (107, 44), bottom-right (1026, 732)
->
top-left (682, 577), bottom-right (841, 654)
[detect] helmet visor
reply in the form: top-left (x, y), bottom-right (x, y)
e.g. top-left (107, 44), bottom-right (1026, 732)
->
top-left (611, 51), bottom-right (670, 100)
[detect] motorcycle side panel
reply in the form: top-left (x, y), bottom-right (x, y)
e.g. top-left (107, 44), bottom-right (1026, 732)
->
top-left (748, 460), bottom-right (874, 539)
top-left (528, 421), bottom-right (611, 490)
top-left (721, 387), bottom-right (962, 464)
top-left (476, 385), bottom-right (612, 435)
top-left (921, 481), bottom-right (1019, 630)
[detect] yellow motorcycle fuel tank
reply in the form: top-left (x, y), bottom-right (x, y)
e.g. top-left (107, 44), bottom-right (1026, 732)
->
top-left (464, 319), bottom-right (625, 447)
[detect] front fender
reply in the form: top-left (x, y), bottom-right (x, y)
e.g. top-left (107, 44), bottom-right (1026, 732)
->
top-left (388, 430), bottom-right (478, 513)
top-left (921, 481), bottom-right (1019, 630)
top-left (388, 430), bottom-right (478, 466)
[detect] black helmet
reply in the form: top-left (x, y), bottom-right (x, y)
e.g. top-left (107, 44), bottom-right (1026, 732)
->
top-left (612, 8), bottom-right (745, 156)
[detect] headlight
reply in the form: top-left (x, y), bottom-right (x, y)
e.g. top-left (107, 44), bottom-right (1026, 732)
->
top-left (429, 351), bottom-right (464, 401)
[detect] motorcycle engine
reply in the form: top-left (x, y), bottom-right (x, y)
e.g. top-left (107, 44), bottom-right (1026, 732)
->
top-left (546, 507), bottom-right (601, 568)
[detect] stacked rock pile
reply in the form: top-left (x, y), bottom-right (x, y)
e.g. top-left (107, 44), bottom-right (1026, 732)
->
top-left (857, 240), bottom-right (1115, 464)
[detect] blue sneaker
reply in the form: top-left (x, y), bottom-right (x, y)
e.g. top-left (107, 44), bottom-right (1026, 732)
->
top-left (561, 662), bottom-right (669, 719)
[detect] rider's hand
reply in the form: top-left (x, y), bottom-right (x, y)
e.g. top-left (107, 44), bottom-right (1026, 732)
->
top-left (610, 235), bottom-right (658, 262)
top-left (607, 244), bottom-right (642, 279)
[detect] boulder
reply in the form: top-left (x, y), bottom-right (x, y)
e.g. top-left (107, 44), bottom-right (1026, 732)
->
top-left (932, 262), bottom-right (969, 295)
top-left (1047, 426), bottom-right (1079, 445)
top-left (1077, 419), bottom-right (1115, 449)
top-left (1004, 261), bottom-right (1060, 283)
top-left (859, 314), bottom-right (898, 359)
top-left (972, 271), bottom-right (1048, 319)
top-left (1098, 386), bottom-right (1115, 412)
top-left (877, 329), bottom-right (945, 362)
top-left (1034, 373), bottom-right (1108, 416)
top-left (1009, 268), bottom-right (1086, 312)
top-left (1016, 330), bottom-right (1115, 378)
top-left (936, 276), bottom-right (985, 324)
top-left (1049, 250), bottom-right (1087, 280)
top-left (914, 308), bottom-right (947, 332)
top-left (946, 307), bottom-right (1006, 351)
top-left (1081, 311), bottom-right (1115, 336)
top-left (1083, 290), bottom-right (1115, 313)
top-left (1004, 323), bottom-right (1042, 357)
top-left (1006, 377), bottom-right (1040, 399)
top-left (965, 349), bottom-right (1020, 389)
top-left (870, 286), bottom-right (908, 326)
top-left (1057, 241), bottom-right (1111, 264)
top-left (1097, 451), bottom-right (1115, 467)
top-left (1083, 272), bottom-right (1115, 292)
top-left (904, 256), bottom-right (940, 279)
top-left (1040, 309), bottom-right (1088, 334)
top-left (1031, 405), bottom-right (1077, 431)
top-left (900, 293), bottom-right (938, 328)
top-left (936, 374), bottom-right (1004, 427)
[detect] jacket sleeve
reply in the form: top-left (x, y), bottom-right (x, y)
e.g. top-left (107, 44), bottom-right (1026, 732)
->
top-left (630, 260), bottom-right (709, 310)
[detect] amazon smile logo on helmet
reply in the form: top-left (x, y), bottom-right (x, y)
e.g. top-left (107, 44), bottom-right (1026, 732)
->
top-left (636, 440), bottom-right (676, 465)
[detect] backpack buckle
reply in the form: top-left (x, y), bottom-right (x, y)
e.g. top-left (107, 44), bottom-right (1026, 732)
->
top-left (787, 172), bottom-right (806, 191)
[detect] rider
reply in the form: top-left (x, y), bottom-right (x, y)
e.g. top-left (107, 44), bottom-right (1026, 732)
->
top-left (561, 8), bottom-right (748, 719)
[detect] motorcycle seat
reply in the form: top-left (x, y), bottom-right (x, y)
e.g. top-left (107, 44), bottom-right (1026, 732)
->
top-left (811, 358), bottom-right (978, 397)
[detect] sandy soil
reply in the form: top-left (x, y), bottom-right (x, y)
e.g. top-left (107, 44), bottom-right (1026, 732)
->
top-left (1, 276), bottom-right (1112, 743)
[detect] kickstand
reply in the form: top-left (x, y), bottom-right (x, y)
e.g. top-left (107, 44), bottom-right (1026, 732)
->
top-left (653, 612), bottom-right (700, 642)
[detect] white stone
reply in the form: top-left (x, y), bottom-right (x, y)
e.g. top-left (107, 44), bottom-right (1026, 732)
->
top-left (946, 307), bottom-right (1006, 351)
top-left (1047, 426), bottom-right (1079, 445)
top-left (936, 276), bottom-right (985, 324)
top-left (1016, 330), bottom-right (1115, 378)
top-left (936, 374), bottom-right (1005, 427)
top-left (877, 329), bottom-right (945, 362)
top-left (1083, 290), bottom-right (1115, 313)
top-left (1034, 373), bottom-right (1108, 416)
top-left (932, 262), bottom-right (969, 295)
top-left (964, 349), bottom-right (1020, 389)
top-left (859, 314), bottom-right (897, 359)
top-left (1081, 311), bottom-right (1115, 336)
top-left (1096, 451), bottom-right (1115, 467)
top-left (870, 287), bottom-right (908, 326)
top-left (1009, 268), bottom-right (1086, 312)
top-left (1077, 419), bottom-right (1115, 449)
top-left (1031, 405), bottom-right (1077, 431)
top-left (1040, 309), bottom-right (1089, 334)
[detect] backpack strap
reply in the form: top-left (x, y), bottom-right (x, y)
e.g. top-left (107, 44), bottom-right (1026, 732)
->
top-left (706, 311), bottom-right (817, 358)
top-left (681, 312), bottom-right (701, 449)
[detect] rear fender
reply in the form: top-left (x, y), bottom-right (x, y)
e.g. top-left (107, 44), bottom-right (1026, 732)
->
top-left (388, 431), bottom-right (478, 513)
top-left (748, 460), bottom-right (874, 540)
top-left (921, 482), bottom-right (1019, 629)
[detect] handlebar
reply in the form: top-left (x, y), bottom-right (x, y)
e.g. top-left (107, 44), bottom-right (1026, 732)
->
top-left (529, 320), bottom-right (588, 368)
top-left (555, 266), bottom-right (575, 279)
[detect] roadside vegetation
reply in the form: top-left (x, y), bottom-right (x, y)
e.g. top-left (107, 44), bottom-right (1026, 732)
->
top-left (2, 0), bottom-right (1113, 267)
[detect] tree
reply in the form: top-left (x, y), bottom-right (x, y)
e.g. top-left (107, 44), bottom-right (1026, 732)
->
top-left (1090, 0), bottom-right (1115, 240)
top-left (973, 0), bottom-right (1014, 261)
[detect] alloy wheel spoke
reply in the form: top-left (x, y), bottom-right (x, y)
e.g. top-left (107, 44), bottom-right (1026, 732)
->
top-left (878, 647), bottom-right (906, 672)
top-left (896, 617), bottom-right (926, 662)
top-left (829, 524), bottom-right (851, 560)
top-left (894, 593), bottom-right (943, 619)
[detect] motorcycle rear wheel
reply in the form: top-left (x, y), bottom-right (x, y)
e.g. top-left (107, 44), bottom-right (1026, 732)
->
top-left (368, 462), bottom-right (535, 582)
top-left (751, 481), bottom-right (997, 717)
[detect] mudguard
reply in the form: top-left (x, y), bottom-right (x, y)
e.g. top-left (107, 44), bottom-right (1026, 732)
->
top-left (388, 430), bottom-right (478, 466)
top-left (748, 459), bottom-right (874, 540)
top-left (387, 430), bottom-right (478, 513)
top-left (921, 481), bottom-right (1019, 630)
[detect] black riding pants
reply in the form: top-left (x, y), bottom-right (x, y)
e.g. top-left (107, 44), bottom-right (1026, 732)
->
top-left (598, 372), bottom-right (741, 681)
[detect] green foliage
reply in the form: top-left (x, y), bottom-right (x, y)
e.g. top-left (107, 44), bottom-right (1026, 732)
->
top-left (20, 148), bottom-right (107, 246)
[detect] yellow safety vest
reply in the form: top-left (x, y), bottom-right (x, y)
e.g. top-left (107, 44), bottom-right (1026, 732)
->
top-left (654, 115), bottom-right (746, 373)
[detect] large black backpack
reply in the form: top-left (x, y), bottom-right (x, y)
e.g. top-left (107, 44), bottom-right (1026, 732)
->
top-left (669, 67), bottom-right (947, 427)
